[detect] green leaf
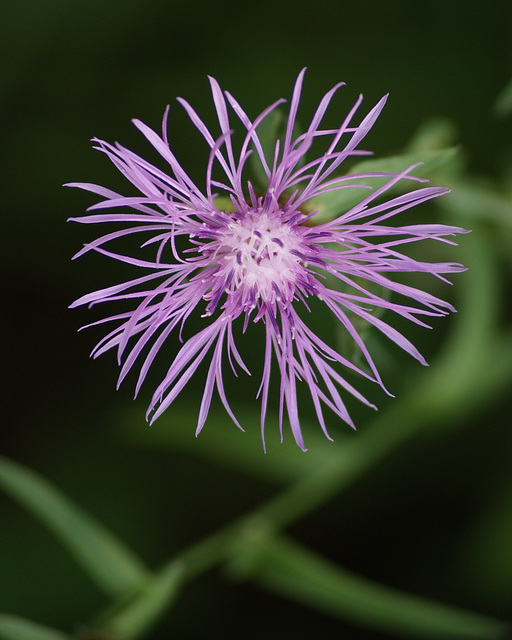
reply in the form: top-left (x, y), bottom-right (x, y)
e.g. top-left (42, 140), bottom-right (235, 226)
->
top-left (243, 535), bottom-right (510, 640)
top-left (248, 107), bottom-right (303, 191)
top-left (405, 116), bottom-right (459, 152)
top-left (493, 77), bottom-right (512, 118)
top-left (351, 146), bottom-right (459, 177)
top-left (0, 456), bottom-right (149, 598)
top-left (0, 615), bottom-right (72, 640)
top-left (248, 108), bottom-right (284, 190)
top-left (309, 147), bottom-right (458, 223)
top-left (440, 178), bottom-right (512, 230)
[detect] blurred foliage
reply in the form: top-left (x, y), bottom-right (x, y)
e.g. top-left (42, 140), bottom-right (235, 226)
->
top-left (1, 0), bottom-right (511, 638)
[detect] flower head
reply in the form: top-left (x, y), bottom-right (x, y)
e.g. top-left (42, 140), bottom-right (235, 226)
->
top-left (68, 69), bottom-right (466, 450)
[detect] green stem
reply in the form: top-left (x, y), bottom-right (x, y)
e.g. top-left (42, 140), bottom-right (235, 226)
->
top-left (246, 535), bottom-right (510, 640)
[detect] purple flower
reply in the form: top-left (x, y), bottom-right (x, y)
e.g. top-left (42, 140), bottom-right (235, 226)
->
top-left (68, 69), bottom-right (466, 450)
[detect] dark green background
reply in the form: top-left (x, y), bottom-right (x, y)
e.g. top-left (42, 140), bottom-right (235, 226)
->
top-left (1, 0), bottom-right (511, 638)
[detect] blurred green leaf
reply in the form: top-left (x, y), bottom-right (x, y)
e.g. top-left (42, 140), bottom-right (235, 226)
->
top-left (440, 178), bottom-right (512, 231)
top-left (248, 106), bottom-right (304, 191)
top-left (248, 108), bottom-right (284, 190)
top-left (309, 147), bottom-right (458, 222)
top-left (0, 615), bottom-right (72, 640)
top-left (0, 456), bottom-right (149, 598)
top-left (240, 535), bottom-right (510, 640)
top-left (493, 77), bottom-right (512, 118)
top-left (405, 116), bottom-right (459, 152)
top-left (351, 147), bottom-right (459, 177)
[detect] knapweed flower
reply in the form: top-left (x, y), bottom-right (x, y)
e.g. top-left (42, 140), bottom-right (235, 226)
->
top-left (68, 69), bottom-right (466, 450)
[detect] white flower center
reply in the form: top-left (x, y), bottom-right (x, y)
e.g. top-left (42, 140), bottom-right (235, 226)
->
top-left (219, 213), bottom-right (304, 306)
